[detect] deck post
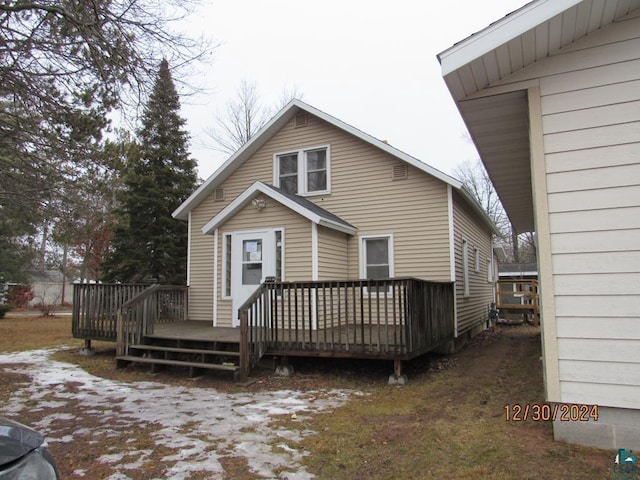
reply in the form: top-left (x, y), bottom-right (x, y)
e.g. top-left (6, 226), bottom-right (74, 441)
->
top-left (239, 309), bottom-right (249, 382)
top-left (388, 359), bottom-right (407, 385)
top-left (79, 338), bottom-right (95, 356)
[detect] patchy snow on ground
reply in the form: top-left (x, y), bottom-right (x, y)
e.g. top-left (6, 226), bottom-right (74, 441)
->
top-left (0, 348), bottom-right (359, 479)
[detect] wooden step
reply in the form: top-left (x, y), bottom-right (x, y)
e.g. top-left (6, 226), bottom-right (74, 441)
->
top-left (117, 355), bottom-right (239, 372)
top-left (129, 344), bottom-right (240, 357)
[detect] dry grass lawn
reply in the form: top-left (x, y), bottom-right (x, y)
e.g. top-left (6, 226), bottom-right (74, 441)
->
top-left (0, 314), bottom-right (614, 479)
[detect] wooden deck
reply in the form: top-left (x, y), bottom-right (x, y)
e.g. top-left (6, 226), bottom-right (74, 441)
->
top-left (72, 278), bottom-right (456, 381)
top-left (148, 321), bottom-right (406, 357)
top-left (149, 321), bottom-right (239, 343)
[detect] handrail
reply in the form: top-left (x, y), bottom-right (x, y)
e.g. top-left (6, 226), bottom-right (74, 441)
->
top-left (238, 278), bottom-right (454, 381)
top-left (116, 285), bottom-right (189, 358)
top-left (119, 284), bottom-right (161, 309)
top-left (72, 283), bottom-right (150, 341)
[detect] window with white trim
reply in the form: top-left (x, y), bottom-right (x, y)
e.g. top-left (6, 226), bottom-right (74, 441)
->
top-left (275, 146), bottom-right (330, 195)
top-left (223, 233), bottom-right (232, 298)
top-left (462, 239), bottom-right (470, 297)
top-left (360, 235), bottom-right (394, 292)
top-left (474, 247), bottom-right (480, 273)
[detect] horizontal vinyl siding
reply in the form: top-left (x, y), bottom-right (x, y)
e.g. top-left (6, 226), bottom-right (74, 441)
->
top-left (254, 114), bottom-right (453, 282)
top-left (187, 113), bottom-right (469, 324)
top-left (452, 191), bottom-right (493, 336)
top-left (317, 226), bottom-right (348, 281)
top-left (536, 13), bottom-right (640, 408)
top-left (188, 222), bottom-right (214, 322)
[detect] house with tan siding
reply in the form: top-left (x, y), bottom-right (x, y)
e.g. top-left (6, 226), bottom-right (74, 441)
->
top-left (173, 100), bottom-right (497, 349)
top-left (438, 0), bottom-right (640, 449)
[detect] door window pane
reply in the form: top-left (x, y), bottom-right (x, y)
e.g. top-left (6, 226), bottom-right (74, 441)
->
top-left (242, 239), bottom-right (262, 285)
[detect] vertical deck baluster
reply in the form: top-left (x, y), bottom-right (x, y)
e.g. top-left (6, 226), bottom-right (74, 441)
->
top-left (338, 282), bottom-right (342, 345)
top-left (360, 282), bottom-right (365, 352)
top-left (308, 284), bottom-right (314, 349)
top-left (294, 285), bottom-right (299, 347)
top-left (321, 284), bottom-right (327, 350)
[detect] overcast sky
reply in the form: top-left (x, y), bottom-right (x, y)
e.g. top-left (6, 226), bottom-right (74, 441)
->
top-left (179, 0), bottom-right (528, 180)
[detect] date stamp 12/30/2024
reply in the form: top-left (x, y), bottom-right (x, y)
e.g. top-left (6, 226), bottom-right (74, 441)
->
top-left (504, 403), bottom-right (599, 422)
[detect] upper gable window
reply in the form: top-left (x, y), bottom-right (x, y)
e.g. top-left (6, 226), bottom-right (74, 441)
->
top-left (274, 145), bottom-right (330, 196)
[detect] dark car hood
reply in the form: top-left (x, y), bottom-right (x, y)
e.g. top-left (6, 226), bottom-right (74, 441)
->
top-left (0, 418), bottom-right (45, 467)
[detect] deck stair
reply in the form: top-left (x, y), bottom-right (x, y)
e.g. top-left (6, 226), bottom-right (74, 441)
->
top-left (117, 336), bottom-right (242, 379)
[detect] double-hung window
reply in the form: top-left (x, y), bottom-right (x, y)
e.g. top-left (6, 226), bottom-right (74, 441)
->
top-left (275, 146), bottom-right (330, 195)
top-left (361, 235), bottom-right (394, 293)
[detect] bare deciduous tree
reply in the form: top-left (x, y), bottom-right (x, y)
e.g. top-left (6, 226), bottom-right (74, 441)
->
top-left (207, 80), bottom-right (302, 154)
top-left (453, 159), bottom-right (510, 235)
top-left (0, 0), bottom-right (211, 280)
top-left (453, 158), bottom-right (537, 263)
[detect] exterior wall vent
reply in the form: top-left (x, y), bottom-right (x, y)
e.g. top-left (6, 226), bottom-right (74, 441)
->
top-left (392, 164), bottom-right (408, 180)
top-left (294, 113), bottom-right (308, 128)
top-left (214, 188), bottom-right (225, 201)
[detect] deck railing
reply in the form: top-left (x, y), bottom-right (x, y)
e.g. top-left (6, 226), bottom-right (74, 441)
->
top-left (238, 278), bottom-right (454, 381)
top-left (73, 284), bottom-right (149, 341)
top-left (496, 279), bottom-right (539, 325)
top-left (116, 285), bottom-right (188, 357)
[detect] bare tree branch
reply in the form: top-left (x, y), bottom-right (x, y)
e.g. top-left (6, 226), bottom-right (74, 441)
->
top-left (206, 80), bottom-right (303, 155)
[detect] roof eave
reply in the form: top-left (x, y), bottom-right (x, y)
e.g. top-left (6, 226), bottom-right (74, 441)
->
top-left (173, 100), bottom-right (302, 220)
top-left (201, 181), bottom-right (356, 235)
top-left (437, 0), bottom-right (582, 76)
top-left (175, 99), bottom-right (468, 220)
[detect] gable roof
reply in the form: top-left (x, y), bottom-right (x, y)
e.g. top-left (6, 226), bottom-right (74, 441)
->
top-left (437, 0), bottom-right (640, 233)
top-left (175, 99), bottom-right (498, 234)
top-left (201, 181), bottom-right (357, 235)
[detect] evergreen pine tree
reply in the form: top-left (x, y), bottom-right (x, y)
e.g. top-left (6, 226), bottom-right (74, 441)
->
top-left (102, 59), bottom-right (197, 284)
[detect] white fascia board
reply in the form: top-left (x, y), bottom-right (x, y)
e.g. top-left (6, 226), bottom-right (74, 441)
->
top-left (201, 181), bottom-right (354, 235)
top-left (297, 102), bottom-right (463, 189)
top-left (173, 100), bottom-right (302, 221)
top-left (456, 187), bottom-right (501, 236)
top-left (202, 181), bottom-right (264, 234)
top-left (318, 218), bottom-right (357, 235)
top-left (438, 0), bottom-right (583, 76)
top-left (177, 98), bottom-right (465, 220)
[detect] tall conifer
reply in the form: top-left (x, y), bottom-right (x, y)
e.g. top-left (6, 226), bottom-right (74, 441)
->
top-left (103, 60), bottom-right (197, 284)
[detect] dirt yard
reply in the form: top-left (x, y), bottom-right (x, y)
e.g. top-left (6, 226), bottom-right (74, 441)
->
top-left (0, 316), bottom-right (614, 479)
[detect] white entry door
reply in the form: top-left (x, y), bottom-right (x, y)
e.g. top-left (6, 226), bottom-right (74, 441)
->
top-left (231, 230), bottom-right (276, 327)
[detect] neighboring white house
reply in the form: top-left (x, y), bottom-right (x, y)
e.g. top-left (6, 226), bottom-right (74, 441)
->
top-left (438, 0), bottom-right (640, 449)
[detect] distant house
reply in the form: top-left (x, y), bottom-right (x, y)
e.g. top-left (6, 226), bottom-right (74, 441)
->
top-left (498, 263), bottom-right (538, 281)
top-left (19, 270), bottom-right (73, 306)
top-left (174, 99), bottom-right (498, 344)
top-left (439, 0), bottom-right (640, 449)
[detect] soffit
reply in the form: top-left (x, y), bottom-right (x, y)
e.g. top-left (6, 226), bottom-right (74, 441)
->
top-left (459, 91), bottom-right (533, 233)
top-left (438, 0), bottom-right (640, 234)
top-left (439, 0), bottom-right (640, 101)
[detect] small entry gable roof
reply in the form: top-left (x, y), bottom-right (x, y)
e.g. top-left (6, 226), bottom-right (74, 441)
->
top-left (201, 181), bottom-right (357, 235)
